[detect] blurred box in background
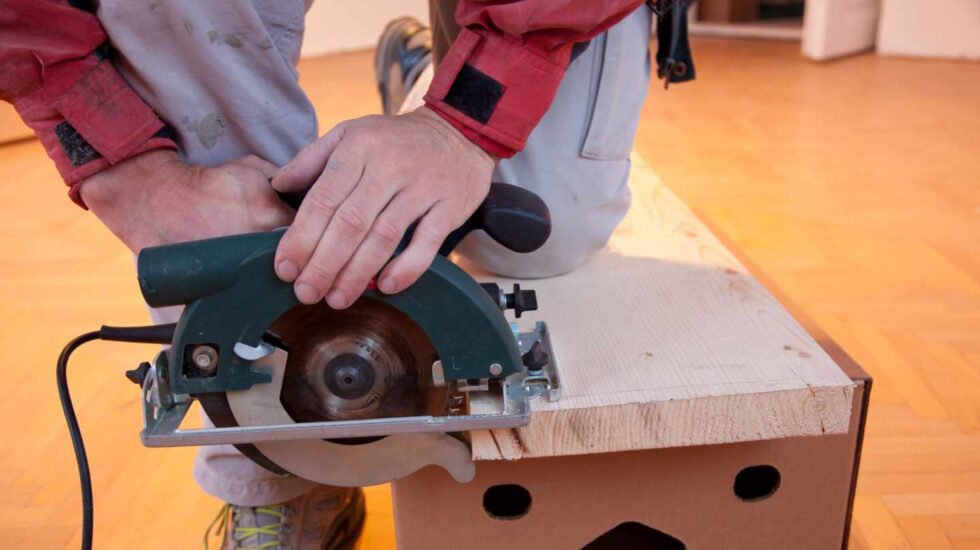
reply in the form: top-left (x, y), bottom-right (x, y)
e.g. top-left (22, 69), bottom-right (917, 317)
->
top-left (698, 0), bottom-right (761, 22)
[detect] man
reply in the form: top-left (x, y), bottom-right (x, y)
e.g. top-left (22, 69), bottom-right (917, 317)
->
top-left (2, 1), bottom-right (662, 547)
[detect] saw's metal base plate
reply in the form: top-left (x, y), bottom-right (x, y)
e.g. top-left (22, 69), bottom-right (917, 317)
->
top-left (140, 322), bottom-right (559, 448)
top-left (141, 402), bottom-right (528, 447)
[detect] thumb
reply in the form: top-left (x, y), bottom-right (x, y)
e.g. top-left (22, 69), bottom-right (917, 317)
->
top-left (273, 122), bottom-right (348, 193)
top-left (233, 154), bottom-right (280, 180)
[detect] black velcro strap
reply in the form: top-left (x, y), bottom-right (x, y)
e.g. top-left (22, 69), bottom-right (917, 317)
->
top-left (54, 122), bottom-right (178, 167)
top-left (444, 64), bottom-right (504, 124)
top-left (153, 124), bottom-right (177, 142)
top-left (54, 121), bottom-right (101, 167)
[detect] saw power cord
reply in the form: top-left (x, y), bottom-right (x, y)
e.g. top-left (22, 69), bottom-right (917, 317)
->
top-left (57, 324), bottom-right (177, 550)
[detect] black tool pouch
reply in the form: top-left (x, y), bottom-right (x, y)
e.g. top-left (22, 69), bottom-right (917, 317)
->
top-left (650, 0), bottom-right (697, 89)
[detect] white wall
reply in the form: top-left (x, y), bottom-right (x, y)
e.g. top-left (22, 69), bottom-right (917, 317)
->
top-left (301, 0), bottom-right (430, 57)
top-left (877, 0), bottom-right (980, 60)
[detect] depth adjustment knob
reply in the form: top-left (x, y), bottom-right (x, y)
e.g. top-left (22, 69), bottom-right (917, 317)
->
top-left (480, 283), bottom-right (538, 318)
top-left (125, 362), bottom-right (152, 386)
top-left (521, 340), bottom-right (549, 374)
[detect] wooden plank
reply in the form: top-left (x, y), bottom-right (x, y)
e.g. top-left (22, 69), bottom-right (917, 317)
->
top-left (467, 155), bottom-right (855, 460)
top-left (0, 103), bottom-right (32, 145)
top-left (896, 516), bottom-right (956, 550)
top-left (854, 495), bottom-right (914, 550)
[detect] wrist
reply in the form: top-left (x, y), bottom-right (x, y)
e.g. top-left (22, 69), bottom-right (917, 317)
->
top-left (422, 102), bottom-right (515, 160)
top-left (412, 106), bottom-right (499, 168)
top-left (79, 149), bottom-right (189, 251)
top-left (80, 149), bottom-right (183, 210)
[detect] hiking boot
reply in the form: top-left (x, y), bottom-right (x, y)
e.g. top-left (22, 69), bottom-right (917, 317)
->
top-left (375, 16), bottom-right (433, 115)
top-left (206, 486), bottom-right (365, 550)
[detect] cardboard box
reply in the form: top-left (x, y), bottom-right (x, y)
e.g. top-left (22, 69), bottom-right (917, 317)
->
top-left (697, 0), bottom-right (761, 22)
top-left (392, 364), bottom-right (868, 549)
top-left (391, 211), bottom-right (871, 550)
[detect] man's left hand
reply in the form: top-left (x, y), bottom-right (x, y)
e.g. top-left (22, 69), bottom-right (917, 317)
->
top-left (271, 106), bottom-right (495, 309)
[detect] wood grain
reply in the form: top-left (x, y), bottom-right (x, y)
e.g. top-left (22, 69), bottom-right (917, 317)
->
top-left (467, 155), bottom-right (855, 460)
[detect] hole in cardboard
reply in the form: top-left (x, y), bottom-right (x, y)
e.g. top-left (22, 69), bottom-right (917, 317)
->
top-left (734, 464), bottom-right (781, 501)
top-left (582, 522), bottom-right (686, 549)
top-left (482, 484), bottom-right (531, 520)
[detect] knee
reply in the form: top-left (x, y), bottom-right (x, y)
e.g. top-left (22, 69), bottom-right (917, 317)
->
top-left (456, 193), bottom-right (630, 279)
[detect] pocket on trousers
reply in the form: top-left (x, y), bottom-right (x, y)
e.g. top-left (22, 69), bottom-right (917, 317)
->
top-left (580, 8), bottom-right (653, 161)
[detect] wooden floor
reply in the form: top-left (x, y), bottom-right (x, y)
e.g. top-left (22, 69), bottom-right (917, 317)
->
top-left (0, 37), bottom-right (976, 549)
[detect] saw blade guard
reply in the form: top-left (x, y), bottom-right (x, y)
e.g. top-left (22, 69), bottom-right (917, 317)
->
top-left (137, 229), bottom-right (523, 396)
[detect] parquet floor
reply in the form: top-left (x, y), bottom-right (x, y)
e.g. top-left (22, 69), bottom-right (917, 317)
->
top-left (0, 37), bottom-right (976, 549)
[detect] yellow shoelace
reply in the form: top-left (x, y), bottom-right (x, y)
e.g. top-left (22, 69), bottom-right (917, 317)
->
top-left (204, 503), bottom-right (287, 550)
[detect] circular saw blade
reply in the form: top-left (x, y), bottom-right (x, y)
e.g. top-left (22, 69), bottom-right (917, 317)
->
top-left (220, 345), bottom-right (475, 486)
top-left (271, 298), bottom-right (448, 424)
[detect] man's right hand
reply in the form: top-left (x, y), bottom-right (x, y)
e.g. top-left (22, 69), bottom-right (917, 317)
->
top-left (80, 150), bottom-right (294, 253)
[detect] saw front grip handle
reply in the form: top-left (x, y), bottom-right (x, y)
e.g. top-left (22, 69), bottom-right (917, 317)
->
top-left (277, 182), bottom-right (552, 256)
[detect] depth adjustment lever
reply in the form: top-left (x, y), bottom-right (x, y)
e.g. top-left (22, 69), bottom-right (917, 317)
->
top-left (480, 282), bottom-right (537, 318)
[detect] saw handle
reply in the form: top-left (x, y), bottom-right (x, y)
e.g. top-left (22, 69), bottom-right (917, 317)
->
top-left (438, 182), bottom-right (551, 255)
top-left (278, 182), bottom-right (552, 255)
top-left (275, 189), bottom-right (307, 210)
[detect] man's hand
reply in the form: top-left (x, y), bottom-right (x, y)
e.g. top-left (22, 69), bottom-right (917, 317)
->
top-left (272, 106), bottom-right (495, 309)
top-left (81, 150), bottom-right (294, 252)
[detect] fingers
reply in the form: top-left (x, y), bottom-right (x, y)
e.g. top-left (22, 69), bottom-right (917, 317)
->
top-left (274, 147), bottom-right (362, 284)
top-left (378, 200), bottom-right (457, 295)
top-left (234, 154), bottom-right (280, 180)
top-left (272, 108), bottom-right (494, 309)
top-left (328, 191), bottom-right (430, 306)
top-left (272, 123), bottom-right (348, 193)
top-left (291, 167), bottom-right (401, 306)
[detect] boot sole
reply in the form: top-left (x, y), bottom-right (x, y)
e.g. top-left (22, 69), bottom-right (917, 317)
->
top-left (324, 489), bottom-right (367, 550)
top-left (375, 17), bottom-right (429, 114)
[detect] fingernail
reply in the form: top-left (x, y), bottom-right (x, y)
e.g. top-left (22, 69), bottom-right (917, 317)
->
top-left (277, 260), bottom-right (298, 282)
top-left (327, 289), bottom-right (348, 309)
top-left (295, 283), bottom-right (318, 304)
top-left (378, 277), bottom-right (397, 294)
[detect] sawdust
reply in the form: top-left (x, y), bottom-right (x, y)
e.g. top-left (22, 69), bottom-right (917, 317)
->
top-left (207, 30), bottom-right (244, 48)
top-left (185, 113), bottom-right (226, 149)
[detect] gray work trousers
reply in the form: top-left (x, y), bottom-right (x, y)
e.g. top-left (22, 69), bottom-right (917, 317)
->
top-left (98, 0), bottom-right (652, 505)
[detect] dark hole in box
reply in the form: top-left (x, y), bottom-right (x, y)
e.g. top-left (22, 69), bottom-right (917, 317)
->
top-left (482, 484), bottom-right (532, 520)
top-left (582, 521), bottom-right (686, 549)
top-left (734, 464), bottom-right (781, 501)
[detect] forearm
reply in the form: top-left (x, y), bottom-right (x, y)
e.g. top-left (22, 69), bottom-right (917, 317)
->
top-left (0, 0), bottom-right (176, 207)
top-left (80, 150), bottom-right (183, 239)
top-left (424, 0), bottom-right (645, 158)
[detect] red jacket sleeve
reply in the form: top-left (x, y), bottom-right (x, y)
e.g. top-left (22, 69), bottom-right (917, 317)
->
top-left (424, 0), bottom-right (645, 158)
top-left (0, 0), bottom-right (176, 207)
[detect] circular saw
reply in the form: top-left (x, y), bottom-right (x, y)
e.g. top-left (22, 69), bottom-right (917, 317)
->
top-left (130, 183), bottom-right (562, 486)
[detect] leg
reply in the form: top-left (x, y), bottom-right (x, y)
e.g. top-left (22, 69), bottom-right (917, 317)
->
top-left (146, 304), bottom-right (318, 506)
top-left (103, 0), bottom-right (321, 506)
top-left (430, 3), bottom-right (653, 278)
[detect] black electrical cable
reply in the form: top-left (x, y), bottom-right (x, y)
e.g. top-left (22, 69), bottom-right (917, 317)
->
top-left (57, 324), bottom-right (176, 550)
top-left (56, 330), bottom-right (100, 550)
